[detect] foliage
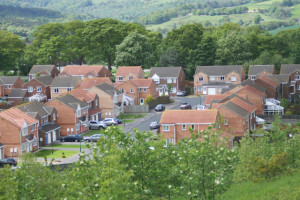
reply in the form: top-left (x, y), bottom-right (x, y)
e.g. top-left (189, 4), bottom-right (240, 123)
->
top-left (280, 98), bottom-right (290, 110)
top-left (145, 94), bottom-right (155, 104)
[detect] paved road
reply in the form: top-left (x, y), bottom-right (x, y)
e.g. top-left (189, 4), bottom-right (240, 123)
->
top-left (132, 96), bottom-right (206, 133)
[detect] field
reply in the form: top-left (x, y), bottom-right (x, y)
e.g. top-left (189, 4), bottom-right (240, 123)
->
top-left (35, 150), bottom-right (78, 159)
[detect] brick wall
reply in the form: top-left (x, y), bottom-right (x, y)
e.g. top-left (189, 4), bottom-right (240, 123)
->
top-left (254, 79), bottom-right (278, 98)
top-left (24, 79), bottom-right (51, 100)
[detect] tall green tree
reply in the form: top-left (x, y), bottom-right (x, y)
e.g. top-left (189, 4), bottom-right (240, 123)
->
top-left (115, 32), bottom-right (155, 68)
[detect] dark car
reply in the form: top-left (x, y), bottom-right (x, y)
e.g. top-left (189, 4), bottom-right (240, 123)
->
top-left (180, 102), bottom-right (192, 110)
top-left (150, 121), bottom-right (160, 130)
top-left (0, 158), bottom-right (17, 167)
top-left (113, 117), bottom-right (122, 124)
top-left (60, 134), bottom-right (83, 142)
top-left (155, 104), bottom-right (165, 112)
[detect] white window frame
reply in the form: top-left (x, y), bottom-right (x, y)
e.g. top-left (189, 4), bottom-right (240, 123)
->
top-left (163, 125), bottom-right (170, 132)
top-left (224, 119), bottom-right (228, 126)
top-left (191, 124), bottom-right (195, 130)
top-left (77, 109), bottom-right (81, 117)
top-left (139, 88), bottom-right (143, 92)
top-left (167, 78), bottom-right (172, 83)
top-left (182, 124), bottom-right (186, 130)
top-left (37, 86), bottom-right (42, 92)
top-left (8, 85), bottom-right (12, 89)
top-left (298, 85), bottom-right (300, 90)
top-left (199, 77), bottom-right (204, 82)
top-left (28, 86), bottom-right (33, 92)
top-left (53, 113), bottom-right (56, 121)
top-left (129, 76), bottom-right (133, 80)
top-left (31, 125), bottom-right (34, 132)
top-left (67, 88), bottom-right (72, 92)
top-left (130, 88), bottom-right (134, 93)
top-left (218, 88), bottom-right (222, 92)
top-left (209, 76), bottom-right (215, 81)
top-left (251, 76), bottom-right (256, 80)
top-left (171, 87), bottom-right (177, 93)
top-left (231, 76), bottom-right (236, 82)
top-left (119, 77), bottom-right (123, 81)
top-left (197, 86), bottom-right (202, 91)
top-left (54, 88), bottom-right (59, 93)
top-left (220, 76), bottom-right (225, 81)
top-left (166, 139), bottom-right (173, 145)
top-left (173, 78), bottom-right (177, 83)
top-left (144, 88), bottom-right (147, 92)
top-left (295, 75), bottom-right (300, 80)
top-left (22, 127), bottom-right (28, 136)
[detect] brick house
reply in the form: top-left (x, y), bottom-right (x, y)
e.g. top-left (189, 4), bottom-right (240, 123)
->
top-left (24, 76), bottom-right (54, 101)
top-left (0, 79), bottom-right (4, 98)
top-left (160, 110), bottom-right (220, 145)
top-left (254, 76), bottom-right (281, 99)
top-left (0, 108), bottom-right (39, 157)
top-left (0, 76), bottom-right (24, 96)
top-left (80, 77), bottom-right (113, 91)
top-left (46, 94), bottom-right (89, 136)
top-left (116, 79), bottom-right (159, 105)
top-left (280, 64), bottom-right (300, 101)
top-left (68, 88), bottom-right (102, 121)
top-left (28, 65), bottom-right (59, 81)
top-left (17, 101), bottom-right (60, 146)
top-left (115, 66), bottom-right (145, 83)
top-left (59, 65), bottom-right (111, 79)
top-left (194, 65), bottom-right (245, 95)
top-left (0, 143), bottom-right (4, 159)
top-left (248, 65), bottom-right (275, 80)
top-left (149, 67), bottom-right (186, 96)
top-left (88, 83), bottom-right (123, 118)
top-left (50, 77), bottom-right (82, 99)
top-left (7, 88), bottom-right (28, 106)
top-left (269, 74), bottom-right (290, 99)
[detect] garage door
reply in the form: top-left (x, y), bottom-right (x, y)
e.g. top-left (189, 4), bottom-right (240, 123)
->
top-left (208, 88), bottom-right (216, 95)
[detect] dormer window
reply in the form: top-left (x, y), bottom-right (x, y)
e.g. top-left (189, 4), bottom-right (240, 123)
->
top-left (220, 76), bottom-right (225, 81)
top-left (119, 77), bottom-right (123, 82)
top-left (199, 77), bottom-right (204, 82)
top-left (67, 88), bottom-right (72, 91)
top-left (167, 78), bottom-right (172, 83)
top-left (295, 75), bottom-right (300, 80)
top-left (37, 86), bottom-right (42, 92)
top-left (231, 76), bottom-right (236, 82)
top-left (28, 86), bottom-right (33, 92)
top-left (77, 109), bottom-right (81, 117)
top-left (129, 76), bottom-right (133, 80)
top-left (251, 76), bottom-right (256, 80)
top-left (54, 88), bottom-right (59, 93)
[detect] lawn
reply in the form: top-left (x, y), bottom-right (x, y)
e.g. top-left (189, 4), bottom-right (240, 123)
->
top-left (122, 119), bottom-right (135, 123)
top-left (120, 113), bottom-right (147, 119)
top-left (82, 130), bottom-right (103, 136)
top-left (35, 150), bottom-right (78, 159)
top-left (48, 144), bottom-right (88, 149)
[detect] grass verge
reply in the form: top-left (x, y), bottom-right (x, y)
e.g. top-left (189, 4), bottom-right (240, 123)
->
top-left (120, 113), bottom-right (147, 119)
top-left (35, 150), bottom-right (78, 159)
top-left (123, 119), bottom-right (135, 123)
top-left (48, 144), bottom-right (88, 149)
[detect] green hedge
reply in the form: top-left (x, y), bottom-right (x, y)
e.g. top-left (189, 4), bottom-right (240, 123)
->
top-left (148, 96), bottom-right (171, 109)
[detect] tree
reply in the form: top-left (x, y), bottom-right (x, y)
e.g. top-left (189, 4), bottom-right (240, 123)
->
top-left (145, 94), bottom-right (154, 104)
top-left (159, 47), bottom-right (183, 67)
top-left (0, 30), bottom-right (25, 72)
top-left (115, 32), bottom-right (155, 68)
top-left (254, 15), bottom-right (262, 24)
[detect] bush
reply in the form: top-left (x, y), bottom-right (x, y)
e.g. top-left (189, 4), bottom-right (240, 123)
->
top-left (148, 96), bottom-right (171, 109)
top-left (145, 94), bottom-right (154, 104)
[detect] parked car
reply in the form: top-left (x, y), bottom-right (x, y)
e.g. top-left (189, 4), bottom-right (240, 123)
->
top-left (176, 91), bottom-right (186, 97)
top-left (180, 102), bottom-right (192, 109)
top-left (103, 118), bottom-right (118, 126)
top-left (196, 105), bottom-right (205, 110)
top-left (155, 104), bottom-right (165, 112)
top-left (84, 134), bottom-right (106, 142)
top-left (150, 121), bottom-right (160, 130)
top-left (89, 120), bottom-right (107, 130)
top-left (113, 117), bottom-right (122, 124)
top-left (60, 134), bottom-right (83, 142)
top-left (0, 158), bottom-right (17, 167)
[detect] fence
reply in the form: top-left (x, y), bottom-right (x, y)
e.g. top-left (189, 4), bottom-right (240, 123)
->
top-left (148, 96), bottom-right (171, 109)
top-left (258, 114), bottom-right (300, 120)
top-left (123, 105), bottom-right (149, 113)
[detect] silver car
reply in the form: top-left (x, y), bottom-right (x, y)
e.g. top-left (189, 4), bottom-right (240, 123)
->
top-left (103, 118), bottom-right (118, 126)
top-left (84, 134), bottom-right (106, 142)
top-left (89, 120), bottom-right (107, 130)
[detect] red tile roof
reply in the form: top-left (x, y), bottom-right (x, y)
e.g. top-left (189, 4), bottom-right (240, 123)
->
top-left (61, 65), bottom-right (105, 76)
top-left (211, 103), bottom-right (224, 109)
top-left (242, 85), bottom-right (266, 98)
top-left (80, 77), bottom-right (113, 90)
top-left (160, 110), bottom-right (218, 124)
top-left (88, 108), bottom-right (102, 115)
top-left (130, 79), bottom-right (153, 88)
top-left (257, 76), bottom-right (280, 88)
top-left (67, 88), bottom-right (97, 103)
top-left (0, 107), bottom-right (38, 128)
top-left (204, 95), bottom-right (228, 105)
top-left (230, 97), bottom-right (256, 113)
top-left (115, 66), bottom-right (142, 77)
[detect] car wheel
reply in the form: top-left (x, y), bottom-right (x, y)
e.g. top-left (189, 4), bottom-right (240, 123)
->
top-left (75, 140), bottom-right (78, 142)
top-left (150, 127), bottom-right (153, 130)
top-left (62, 139), bottom-right (65, 142)
top-left (99, 126), bottom-right (102, 130)
top-left (87, 140), bottom-right (90, 142)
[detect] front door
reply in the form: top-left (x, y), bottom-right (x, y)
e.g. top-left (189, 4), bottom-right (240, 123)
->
top-left (140, 98), bottom-right (144, 105)
top-left (48, 133), bottom-right (52, 145)
top-left (52, 131), bottom-right (56, 142)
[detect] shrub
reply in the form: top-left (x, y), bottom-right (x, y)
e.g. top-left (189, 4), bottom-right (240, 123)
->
top-left (145, 94), bottom-right (154, 104)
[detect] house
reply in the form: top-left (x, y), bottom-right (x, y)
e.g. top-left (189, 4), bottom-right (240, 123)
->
top-left (68, 88), bottom-right (102, 121)
top-left (0, 143), bottom-right (4, 159)
top-left (248, 65), bottom-right (275, 80)
top-left (254, 75), bottom-right (281, 99)
top-left (149, 67), bottom-right (186, 96)
top-left (280, 64), bottom-right (300, 101)
top-left (116, 79), bottom-right (159, 105)
top-left (7, 88), bottom-right (28, 106)
top-left (269, 74), bottom-right (291, 99)
top-left (24, 76), bottom-right (54, 101)
top-left (115, 66), bottom-right (145, 83)
top-left (28, 65), bottom-right (59, 81)
top-left (204, 94), bottom-right (228, 108)
top-left (194, 65), bottom-right (245, 95)
top-left (0, 107), bottom-right (39, 157)
top-left (50, 77), bottom-right (82, 99)
top-left (17, 101), bottom-right (60, 146)
top-left (160, 110), bottom-right (220, 145)
top-left (88, 83), bottom-right (123, 118)
top-left (46, 94), bottom-right (89, 136)
top-left (80, 77), bottom-right (113, 91)
top-left (59, 65), bottom-right (111, 79)
top-left (0, 76), bottom-right (24, 96)
top-left (241, 79), bottom-right (266, 93)
top-left (0, 79), bottom-right (4, 98)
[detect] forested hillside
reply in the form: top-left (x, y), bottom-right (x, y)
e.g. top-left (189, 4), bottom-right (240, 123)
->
top-left (2, 0), bottom-right (300, 36)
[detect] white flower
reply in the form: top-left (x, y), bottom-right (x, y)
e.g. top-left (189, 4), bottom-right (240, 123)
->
top-left (180, 186), bottom-right (184, 189)
top-left (95, 184), bottom-right (98, 187)
top-left (179, 157), bottom-right (182, 160)
top-left (220, 148), bottom-right (224, 151)
top-left (204, 135), bottom-right (208, 138)
top-left (215, 179), bottom-right (220, 185)
top-left (105, 151), bottom-right (108, 153)
top-left (180, 170), bottom-right (183, 174)
top-left (134, 182), bottom-right (138, 186)
top-left (213, 161), bottom-right (217, 165)
top-left (80, 161), bottom-right (84, 165)
top-left (62, 184), bottom-right (66, 188)
top-left (79, 192), bottom-right (82, 195)
top-left (168, 185), bottom-right (172, 188)
top-left (188, 192), bottom-right (191, 195)
top-left (189, 177), bottom-right (192, 180)
top-left (227, 157), bottom-right (231, 160)
top-left (172, 151), bottom-right (175, 154)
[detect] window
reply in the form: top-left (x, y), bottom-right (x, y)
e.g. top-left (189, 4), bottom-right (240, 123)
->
top-left (199, 77), bottom-right (204, 82)
top-left (130, 88), bottom-right (134, 93)
top-left (251, 76), bottom-right (256, 80)
top-left (224, 119), bottom-right (228, 126)
top-left (44, 117), bottom-right (48, 123)
top-left (298, 85), bottom-right (300, 90)
top-left (144, 88), bottom-right (147, 92)
top-left (33, 136), bottom-right (37, 146)
top-left (119, 77), bottom-right (123, 81)
top-left (203, 87), bottom-right (207, 92)
top-left (173, 78), bottom-right (177, 83)
top-left (220, 76), bottom-right (225, 81)
top-left (54, 88), bottom-right (59, 93)
top-left (77, 109), bottom-right (81, 117)
top-left (121, 89), bottom-right (124, 93)
top-left (166, 139), bottom-right (173, 145)
top-left (231, 76), bottom-right (236, 82)
top-left (53, 113), bottom-right (56, 121)
top-left (218, 88), bottom-right (222, 92)
top-left (8, 85), bottom-right (11, 89)
top-left (209, 76), bottom-right (215, 81)
top-left (28, 86), bottom-right (33, 92)
top-left (153, 77), bottom-right (160, 84)
top-left (139, 88), bottom-right (143, 92)
top-left (163, 125), bottom-right (170, 131)
top-left (37, 86), bottom-right (42, 92)
top-left (171, 87), bottom-right (177, 93)
top-left (22, 127), bottom-right (28, 136)
top-left (191, 124), bottom-right (195, 130)
top-left (129, 76), bottom-right (133, 80)
top-left (31, 125), bottom-right (34, 132)
top-left (182, 124), bottom-right (186, 130)
top-left (295, 75), bottom-right (300, 80)
top-left (67, 88), bottom-right (72, 92)
top-left (197, 86), bottom-right (202, 91)
top-left (167, 78), bottom-right (172, 83)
